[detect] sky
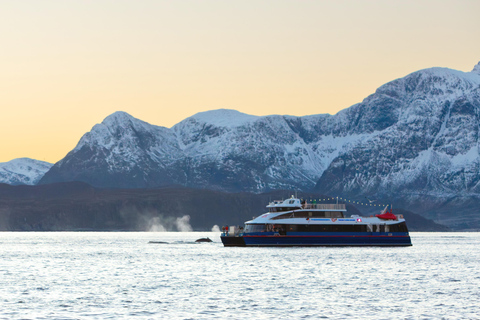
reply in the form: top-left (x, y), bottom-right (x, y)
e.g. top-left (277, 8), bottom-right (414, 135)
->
top-left (1, 0), bottom-right (479, 163)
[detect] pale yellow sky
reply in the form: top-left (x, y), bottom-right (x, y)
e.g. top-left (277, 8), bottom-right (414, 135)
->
top-left (1, 0), bottom-right (479, 163)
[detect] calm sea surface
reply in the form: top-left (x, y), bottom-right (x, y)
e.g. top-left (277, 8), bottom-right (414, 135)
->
top-left (0, 232), bottom-right (479, 319)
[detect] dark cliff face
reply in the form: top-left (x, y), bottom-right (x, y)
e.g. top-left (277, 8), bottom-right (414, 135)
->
top-left (0, 183), bottom-right (446, 231)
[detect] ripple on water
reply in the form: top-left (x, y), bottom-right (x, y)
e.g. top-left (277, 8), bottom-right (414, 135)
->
top-left (0, 232), bottom-right (479, 319)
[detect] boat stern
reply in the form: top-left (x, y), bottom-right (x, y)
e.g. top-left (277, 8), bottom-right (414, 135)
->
top-left (220, 236), bottom-right (246, 247)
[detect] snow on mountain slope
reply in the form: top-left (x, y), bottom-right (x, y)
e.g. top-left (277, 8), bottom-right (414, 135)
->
top-left (315, 62), bottom-right (480, 227)
top-left (186, 109), bottom-right (259, 128)
top-left (172, 112), bottom-right (331, 191)
top-left (0, 158), bottom-right (53, 185)
top-left (73, 111), bottom-right (182, 169)
top-left (39, 108), bottom-right (360, 191)
top-left (39, 61), bottom-right (480, 209)
top-left (41, 111), bottom-right (184, 188)
top-left (472, 61), bottom-right (480, 74)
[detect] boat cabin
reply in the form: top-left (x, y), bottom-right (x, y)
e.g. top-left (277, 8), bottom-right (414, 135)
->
top-left (267, 197), bottom-right (303, 212)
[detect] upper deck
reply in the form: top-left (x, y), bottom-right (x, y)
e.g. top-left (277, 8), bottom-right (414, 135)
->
top-left (247, 196), bottom-right (405, 226)
top-left (267, 197), bottom-right (346, 212)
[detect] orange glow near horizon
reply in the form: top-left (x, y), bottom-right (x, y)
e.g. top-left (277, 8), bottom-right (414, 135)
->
top-left (1, 1), bottom-right (479, 163)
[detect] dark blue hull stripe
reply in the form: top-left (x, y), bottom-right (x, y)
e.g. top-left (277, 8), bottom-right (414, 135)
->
top-left (237, 234), bottom-right (412, 246)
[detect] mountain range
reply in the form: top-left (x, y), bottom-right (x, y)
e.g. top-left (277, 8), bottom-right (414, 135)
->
top-left (3, 61), bottom-right (480, 229)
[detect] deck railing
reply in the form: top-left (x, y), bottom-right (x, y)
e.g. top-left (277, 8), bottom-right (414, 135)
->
top-left (303, 203), bottom-right (346, 210)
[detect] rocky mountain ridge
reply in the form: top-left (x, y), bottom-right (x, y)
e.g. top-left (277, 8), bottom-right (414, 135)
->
top-left (40, 62), bottom-right (480, 189)
top-left (315, 64), bottom-right (480, 224)
top-left (0, 158), bottom-right (52, 185)
top-left (40, 109), bottom-right (346, 191)
top-left (310, 63), bottom-right (480, 228)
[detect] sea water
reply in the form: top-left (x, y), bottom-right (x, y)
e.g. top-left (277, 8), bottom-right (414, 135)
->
top-left (0, 232), bottom-right (479, 319)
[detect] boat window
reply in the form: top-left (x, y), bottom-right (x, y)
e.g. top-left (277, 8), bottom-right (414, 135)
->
top-left (245, 222), bottom-right (403, 234)
top-left (269, 206), bottom-right (301, 213)
top-left (286, 224), bottom-right (368, 232)
top-left (324, 211), bottom-right (344, 218)
top-left (388, 222), bottom-right (408, 232)
top-left (271, 212), bottom-right (293, 220)
top-left (271, 210), bottom-right (344, 220)
top-left (244, 223), bottom-right (290, 234)
top-left (244, 224), bottom-right (267, 233)
top-left (331, 212), bottom-right (344, 218)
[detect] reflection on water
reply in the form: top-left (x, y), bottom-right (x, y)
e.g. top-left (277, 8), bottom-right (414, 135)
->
top-left (0, 232), bottom-right (479, 319)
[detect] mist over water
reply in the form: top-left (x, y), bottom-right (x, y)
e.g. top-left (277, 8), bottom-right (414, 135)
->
top-left (145, 215), bottom-right (193, 232)
top-left (1, 232), bottom-right (479, 319)
top-left (174, 215), bottom-right (192, 232)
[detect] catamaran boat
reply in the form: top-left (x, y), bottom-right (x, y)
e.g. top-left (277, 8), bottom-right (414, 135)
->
top-left (221, 196), bottom-right (412, 246)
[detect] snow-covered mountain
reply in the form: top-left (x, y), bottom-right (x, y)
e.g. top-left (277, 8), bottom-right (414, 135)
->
top-left (40, 109), bottom-right (335, 191)
top-left (314, 62), bottom-right (480, 228)
top-left (38, 61), bottom-right (480, 227)
top-left (316, 64), bottom-right (480, 196)
top-left (41, 111), bottom-right (183, 188)
top-left (0, 158), bottom-right (53, 185)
